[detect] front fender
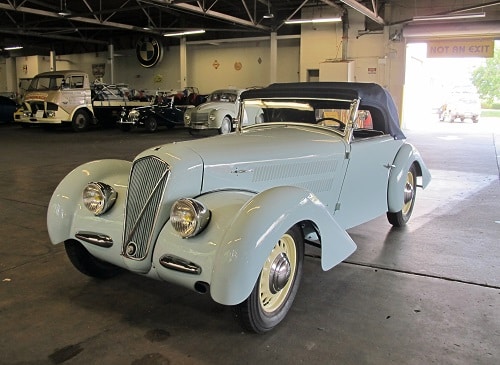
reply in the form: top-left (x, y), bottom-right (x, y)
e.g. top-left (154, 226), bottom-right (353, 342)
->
top-left (210, 186), bottom-right (357, 305)
top-left (387, 143), bottom-right (431, 212)
top-left (47, 159), bottom-right (132, 245)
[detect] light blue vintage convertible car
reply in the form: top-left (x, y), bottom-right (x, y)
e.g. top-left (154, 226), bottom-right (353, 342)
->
top-left (47, 82), bottom-right (431, 333)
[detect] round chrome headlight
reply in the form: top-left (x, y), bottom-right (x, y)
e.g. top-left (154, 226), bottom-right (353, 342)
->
top-left (209, 113), bottom-right (216, 121)
top-left (170, 198), bottom-right (210, 238)
top-left (82, 182), bottom-right (117, 216)
top-left (128, 109), bottom-right (140, 122)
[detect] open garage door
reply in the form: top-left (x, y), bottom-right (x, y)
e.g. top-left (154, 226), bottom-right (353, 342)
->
top-left (401, 21), bottom-right (499, 130)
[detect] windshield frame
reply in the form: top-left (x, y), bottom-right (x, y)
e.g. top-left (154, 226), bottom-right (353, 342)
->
top-left (237, 96), bottom-right (360, 142)
top-left (27, 75), bottom-right (66, 91)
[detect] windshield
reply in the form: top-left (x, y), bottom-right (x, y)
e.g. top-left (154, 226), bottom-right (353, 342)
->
top-left (208, 91), bottom-right (238, 103)
top-left (28, 75), bottom-right (65, 91)
top-left (240, 98), bottom-right (368, 135)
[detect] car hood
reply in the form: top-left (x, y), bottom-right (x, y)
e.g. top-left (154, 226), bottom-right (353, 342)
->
top-left (185, 125), bottom-right (347, 194)
top-left (192, 101), bottom-right (234, 112)
top-left (135, 124), bottom-right (347, 208)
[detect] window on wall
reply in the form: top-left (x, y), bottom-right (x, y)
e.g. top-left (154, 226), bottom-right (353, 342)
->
top-left (307, 69), bottom-right (319, 82)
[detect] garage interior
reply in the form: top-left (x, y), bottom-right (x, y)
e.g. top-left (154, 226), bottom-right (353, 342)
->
top-left (1, 1), bottom-right (499, 364)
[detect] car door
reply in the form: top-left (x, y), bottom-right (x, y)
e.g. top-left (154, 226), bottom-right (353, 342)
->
top-left (333, 135), bottom-right (403, 229)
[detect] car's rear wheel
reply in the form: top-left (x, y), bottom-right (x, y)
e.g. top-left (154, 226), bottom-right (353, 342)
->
top-left (219, 116), bottom-right (232, 134)
top-left (387, 164), bottom-right (417, 227)
top-left (64, 240), bottom-right (121, 279)
top-left (144, 116), bottom-right (158, 133)
top-left (233, 225), bottom-right (304, 333)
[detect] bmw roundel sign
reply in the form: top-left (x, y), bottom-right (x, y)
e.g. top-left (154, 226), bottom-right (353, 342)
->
top-left (136, 36), bottom-right (163, 68)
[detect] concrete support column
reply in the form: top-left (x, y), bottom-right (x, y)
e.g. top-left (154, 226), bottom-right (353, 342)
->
top-left (180, 37), bottom-right (187, 89)
top-left (108, 43), bottom-right (115, 84)
top-left (49, 50), bottom-right (56, 71)
top-left (270, 32), bottom-right (277, 84)
top-left (5, 58), bottom-right (17, 94)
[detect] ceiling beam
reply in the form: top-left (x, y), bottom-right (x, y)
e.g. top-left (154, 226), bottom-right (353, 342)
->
top-left (0, 3), bottom-right (157, 33)
top-left (168, 2), bottom-right (270, 30)
top-left (338, 0), bottom-right (385, 24)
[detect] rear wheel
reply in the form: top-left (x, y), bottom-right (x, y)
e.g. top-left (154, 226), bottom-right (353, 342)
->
top-left (233, 225), bottom-right (304, 333)
top-left (64, 240), bottom-right (121, 279)
top-left (387, 164), bottom-right (417, 227)
top-left (144, 116), bottom-right (158, 133)
top-left (72, 110), bottom-right (90, 132)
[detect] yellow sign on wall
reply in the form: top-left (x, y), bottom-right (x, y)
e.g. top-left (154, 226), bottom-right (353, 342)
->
top-left (427, 39), bottom-right (494, 58)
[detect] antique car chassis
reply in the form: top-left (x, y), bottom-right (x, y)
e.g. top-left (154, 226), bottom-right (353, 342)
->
top-left (48, 82), bottom-right (430, 333)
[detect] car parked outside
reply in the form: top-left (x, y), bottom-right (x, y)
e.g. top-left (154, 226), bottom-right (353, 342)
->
top-left (439, 89), bottom-right (481, 123)
top-left (184, 88), bottom-right (256, 134)
top-left (47, 82), bottom-right (431, 333)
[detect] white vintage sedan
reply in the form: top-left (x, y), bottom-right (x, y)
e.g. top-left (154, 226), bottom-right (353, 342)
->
top-left (184, 88), bottom-right (259, 134)
top-left (47, 82), bottom-right (431, 333)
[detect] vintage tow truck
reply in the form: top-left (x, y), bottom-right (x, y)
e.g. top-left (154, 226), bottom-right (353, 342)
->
top-left (14, 70), bottom-right (152, 132)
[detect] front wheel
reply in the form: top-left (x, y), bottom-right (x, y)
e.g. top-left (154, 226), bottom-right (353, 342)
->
top-left (233, 225), bottom-right (304, 333)
top-left (64, 240), bottom-right (121, 279)
top-left (387, 164), bottom-right (417, 227)
top-left (218, 116), bottom-right (232, 134)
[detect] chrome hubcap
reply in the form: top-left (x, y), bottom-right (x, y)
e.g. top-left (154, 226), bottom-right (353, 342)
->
top-left (402, 171), bottom-right (415, 215)
top-left (269, 253), bottom-right (291, 294)
top-left (259, 233), bottom-right (297, 313)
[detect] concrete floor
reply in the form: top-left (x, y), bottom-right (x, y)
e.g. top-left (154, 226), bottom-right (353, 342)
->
top-left (0, 117), bottom-right (499, 365)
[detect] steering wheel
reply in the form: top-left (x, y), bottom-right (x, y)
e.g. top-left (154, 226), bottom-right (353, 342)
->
top-left (316, 117), bottom-right (346, 129)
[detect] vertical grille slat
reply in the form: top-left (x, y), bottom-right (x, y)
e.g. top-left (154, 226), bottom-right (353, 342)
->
top-left (123, 156), bottom-right (170, 260)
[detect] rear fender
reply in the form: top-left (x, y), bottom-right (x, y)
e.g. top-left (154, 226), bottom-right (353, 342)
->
top-left (387, 143), bottom-right (431, 212)
top-left (47, 159), bottom-right (131, 245)
top-left (210, 185), bottom-right (357, 305)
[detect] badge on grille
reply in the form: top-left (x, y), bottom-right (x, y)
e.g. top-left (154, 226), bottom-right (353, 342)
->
top-left (136, 36), bottom-right (163, 68)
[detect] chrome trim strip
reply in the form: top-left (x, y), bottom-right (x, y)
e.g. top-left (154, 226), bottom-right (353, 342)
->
top-left (159, 255), bottom-right (202, 275)
top-left (75, 231), bottom-right (113, 248)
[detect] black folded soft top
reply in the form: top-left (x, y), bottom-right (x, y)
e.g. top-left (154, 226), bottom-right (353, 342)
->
top-left (241, 82), bottom-right (405, 140)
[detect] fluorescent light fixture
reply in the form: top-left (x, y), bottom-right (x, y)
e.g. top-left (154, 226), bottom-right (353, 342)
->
top-left (4, 46), bottom-right (23, 51)
top-left (413, 12), bottom-right (485, 21)
top-left (163, 29), bottom-right (205, 37)
top-left (263, 13), bottom-right (274, 19)
top-left (285, 17), bottom-right (342, 24)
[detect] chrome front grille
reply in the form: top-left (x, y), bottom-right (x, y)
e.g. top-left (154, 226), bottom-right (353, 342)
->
top-left (192, 112), bottom-right (209, 124)
top-left (123, 156), bottom-right (170, 260)
top-left (28, 101), bottom-right (45, 114)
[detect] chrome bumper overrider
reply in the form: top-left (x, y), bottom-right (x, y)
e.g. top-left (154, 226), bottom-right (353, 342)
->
top-left (75, 231), bottom-right (114, 248)
top-left (159, 254), bottom-right (202, 275)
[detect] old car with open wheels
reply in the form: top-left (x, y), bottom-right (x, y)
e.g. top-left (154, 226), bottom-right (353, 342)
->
top-left (118, 93), bottom-right (193, 133)
top-left (47, 82), bottom-right (431, 333)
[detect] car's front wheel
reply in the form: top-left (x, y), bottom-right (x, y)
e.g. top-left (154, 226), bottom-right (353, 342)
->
top-left (233, 225), bottom-right (304, 333)
top-left (387, 164), bottom-right (417, 227)
top-left (64, 240), bottom-right (121, 279)
top-left (219, 116), bottom-right (232, 134)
